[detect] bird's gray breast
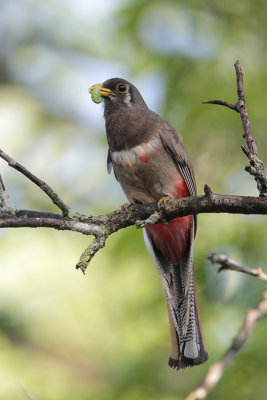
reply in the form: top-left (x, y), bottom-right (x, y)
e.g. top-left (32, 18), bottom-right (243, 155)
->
top-left (110, 137), bottom-right (165, 202)
top-left (110, 137), bottom-right (160, 167)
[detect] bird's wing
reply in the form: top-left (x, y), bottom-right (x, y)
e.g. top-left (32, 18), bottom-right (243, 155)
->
top-left (158, 125), bottom-right (197, 234)
top-left (159, 126), bottom-right (197, 196)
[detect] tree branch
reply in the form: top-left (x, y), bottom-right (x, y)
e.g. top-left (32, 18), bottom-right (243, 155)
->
top-left (185, 291), bottom-right (267, 400)
top-left (203, 60), bottom-right (267, 197)
top-left (186, 255), bottom-right (267, 399)
top-left (0, 149), bottom-right (70, 216)
top-left (0, 190), bottom-right (265, 273)
top-left (208, 252), bottom-right (267, 283)
top-left (0, 191), bottom-right (266, 232)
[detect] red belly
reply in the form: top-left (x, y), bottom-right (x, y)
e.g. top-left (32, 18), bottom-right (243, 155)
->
top-left (146, 174), bottom-right (192, 263)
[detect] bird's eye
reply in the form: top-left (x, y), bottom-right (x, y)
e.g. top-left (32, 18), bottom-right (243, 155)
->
top-left (117, 84), bottom-right (127, 93)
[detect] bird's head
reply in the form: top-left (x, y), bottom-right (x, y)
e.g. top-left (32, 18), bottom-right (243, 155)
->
top-left (89, 78), bottom-right (148, 112)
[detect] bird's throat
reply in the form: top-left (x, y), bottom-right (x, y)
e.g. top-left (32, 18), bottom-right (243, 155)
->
top-left (105, 107), bottom-right (152, 152)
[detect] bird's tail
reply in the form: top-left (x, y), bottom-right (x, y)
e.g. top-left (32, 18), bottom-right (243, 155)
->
top-left (144, 227), bottom-right (208, 370)
top-left (167, 261), bottom-right (208, 369)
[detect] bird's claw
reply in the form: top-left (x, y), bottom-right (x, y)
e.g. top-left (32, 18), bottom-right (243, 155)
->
top-left (120, 202), bottom-right (130, 211)
top-left (158, 196), bottom-right (171, 208)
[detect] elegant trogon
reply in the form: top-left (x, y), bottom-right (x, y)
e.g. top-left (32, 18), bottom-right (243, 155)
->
top-left (89, 78), bottom-right (208, 370)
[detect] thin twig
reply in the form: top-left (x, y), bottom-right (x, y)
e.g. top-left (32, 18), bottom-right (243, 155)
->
top-left (241, 145), bottom-right (266, 191)
top-left (17, 382), bottom-right (33, 400)
top-left (208, 252), bottom-right (267, 283)
top-left (234, 61), bottom-right (267, 196)
top-left (0, 149), bottom-right (70, 216)
top-left (0, 174), bottom-right (6, 208)
top-left (0, 173), bottom-right (16, 214)
top-left (185, 291), bottom-right (267, 400)
top-left (135, 211), bottom-right (162, 228)
top-left (0, 174), bottom-right (6, 191)
top-left (202, 100), bottom-right (239, 112)
top-left (234, 60), bottom-right (258, 156)
top-left (76, 236), bottom-right (107, 273)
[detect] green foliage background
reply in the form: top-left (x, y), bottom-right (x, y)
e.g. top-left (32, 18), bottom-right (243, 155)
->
top-left (0, 1), bottom-right (266, 399)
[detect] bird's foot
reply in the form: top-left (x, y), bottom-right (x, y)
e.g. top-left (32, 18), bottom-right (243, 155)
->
top-left (158, 196), bottom-right (171, 208)
top-left (120, 202), bottom-right (131, 211)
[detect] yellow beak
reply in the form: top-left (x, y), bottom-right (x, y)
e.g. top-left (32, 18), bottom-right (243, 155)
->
top-left (89, 84), bottom-right (115, 104)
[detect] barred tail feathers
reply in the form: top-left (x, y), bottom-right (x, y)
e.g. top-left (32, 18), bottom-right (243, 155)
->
top-left (143, 226), bottom-right (208, 370)
top-left (167, 261), bottom-right (208, 369)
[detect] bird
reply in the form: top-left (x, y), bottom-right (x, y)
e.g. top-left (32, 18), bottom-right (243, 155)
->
top-left (89, 78), bottom-right (208, 370)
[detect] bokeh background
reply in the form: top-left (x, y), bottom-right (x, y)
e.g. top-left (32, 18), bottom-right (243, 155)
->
top-left (0, 1), bottom-right (266, 399)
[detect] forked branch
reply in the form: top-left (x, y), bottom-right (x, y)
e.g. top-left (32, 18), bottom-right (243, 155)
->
top-left (185, 253), bottom-right (267, 399)
top-left (203, 60), bottom-right (266, 196)
top-left (208, 252), bottom-right (267, 283)
top-left (0, 149), bottom-right (70, 216)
